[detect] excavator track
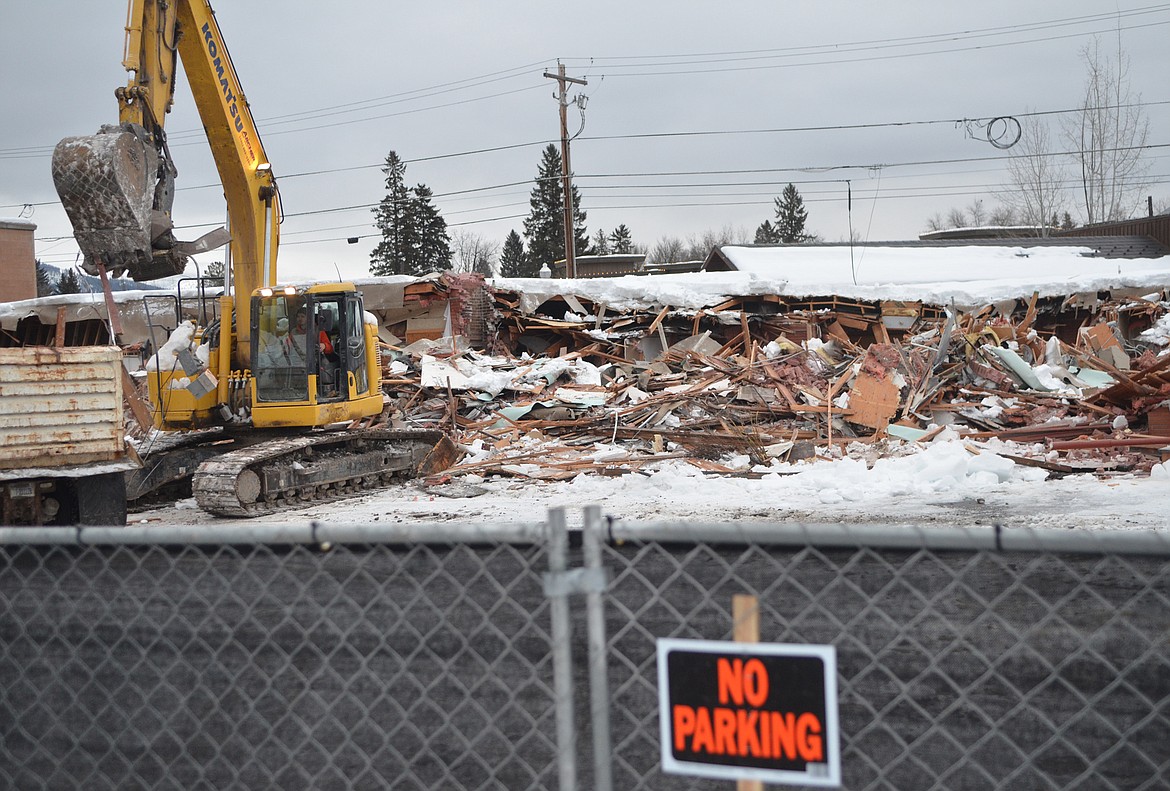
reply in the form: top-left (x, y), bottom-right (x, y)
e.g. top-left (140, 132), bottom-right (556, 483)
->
top-left (192, 428), bottom-right (455, 518)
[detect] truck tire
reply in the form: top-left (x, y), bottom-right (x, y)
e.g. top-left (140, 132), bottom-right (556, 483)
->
top-left (75, 472), bottom-right (128, 526)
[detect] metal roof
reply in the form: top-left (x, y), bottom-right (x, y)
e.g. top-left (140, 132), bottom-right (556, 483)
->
top-left (704, 236), bottom-right (1169, 271)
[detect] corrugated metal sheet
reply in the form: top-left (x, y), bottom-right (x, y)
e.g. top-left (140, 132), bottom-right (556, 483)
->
top-left (1054, 213), bottom-right (1170, 252)
top-left (0, 346), bottom-right (125, 469)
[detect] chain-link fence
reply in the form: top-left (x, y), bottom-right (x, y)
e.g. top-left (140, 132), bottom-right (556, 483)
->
top-left (597, 521), bottom-right (1170, 790)
top-left (0, 523), bottom-right (557, 790)
top-left (2, 517), bottom-right (1168, 790)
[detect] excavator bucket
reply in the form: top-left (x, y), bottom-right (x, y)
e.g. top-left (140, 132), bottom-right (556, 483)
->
top-left (51, 125), bottom-right (187, 280)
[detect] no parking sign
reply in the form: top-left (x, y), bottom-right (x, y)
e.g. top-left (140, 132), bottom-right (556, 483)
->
top-left (657, 639), bottom-right (840, 787)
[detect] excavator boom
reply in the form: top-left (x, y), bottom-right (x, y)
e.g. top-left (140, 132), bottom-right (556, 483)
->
top-left (51, 0), bottom-right (272, 293)
top-left (50, 0), bottom-right (454, 517)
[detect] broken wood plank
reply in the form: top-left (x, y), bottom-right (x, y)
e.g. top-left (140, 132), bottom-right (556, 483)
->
top-left (120, 367), bottom-right (154, 433)
top-left (848, 370), bottom-right (900, 431)
top-left (646, 305), bottom-right (671, 334)
top-left (1017, 290), bottom-right (1040, 336)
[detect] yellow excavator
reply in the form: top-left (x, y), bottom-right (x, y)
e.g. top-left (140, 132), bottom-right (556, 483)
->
top-left (52, 0), bottom-right (450, 517)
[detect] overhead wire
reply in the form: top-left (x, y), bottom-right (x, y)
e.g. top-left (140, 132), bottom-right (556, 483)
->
top-left (11, 6), bottom-right (1170, 254)
top-left (559, 5), bottom-right (1170, 65)
top-left (575, 101), bottom-right (1170, 145)
top-left (557, 14), bottom-right (1170, 77)
top-left (256, 60), bottom-right (551, 125)
top-left (26, 147), bottom-right (1170, 251)
top-left (6, 6), bottom-right (1169, 159)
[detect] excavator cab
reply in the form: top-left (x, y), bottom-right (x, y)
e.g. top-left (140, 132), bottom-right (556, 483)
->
top-left (249, 284), bottom-right (383, 429)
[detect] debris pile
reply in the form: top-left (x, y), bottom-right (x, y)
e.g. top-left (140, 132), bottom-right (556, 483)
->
top-left (371, 284), bottom-right (1170, 484)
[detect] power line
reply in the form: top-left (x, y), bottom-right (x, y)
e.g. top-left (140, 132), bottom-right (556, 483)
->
top-left (256, 60), bottom-right (550, 125)
top-left (36, 162), bottom-right (1170, 248)
top-left (575, 142), bottom-right (1170, 180)
top-left (174, 170), bottom-right (1170, 249)
top-left (174, 83), bottom-right (549, 141)
top-left (562, 15), bottom-right (1170, 77)
top-left (7, 5), bottom-right (1167, 160)
top-left (19, 138), bottom-right (1169, 232)
top-left (576, 101), bottom-right (1170, 145)
top-left (0, 84), bottom-right (550, 161)
top-left (25, 143), bottom-right (1170, 249)
top-left (561, 5), bottom-right (1170, 65)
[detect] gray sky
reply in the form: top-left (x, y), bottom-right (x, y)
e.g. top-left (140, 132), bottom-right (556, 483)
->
top-left (2, 1), bottom-right (1168, 282)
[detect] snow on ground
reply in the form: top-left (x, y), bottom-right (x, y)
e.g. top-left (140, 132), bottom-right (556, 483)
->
top-left (131, 438), bottom-right (1170, 531)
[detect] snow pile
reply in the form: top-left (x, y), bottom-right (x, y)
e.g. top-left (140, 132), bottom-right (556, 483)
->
top-left (418, 352), bottom-right (605, 399)
top-left (490, 247), bottom-right (1170, 314)
top-left (548, 438), bottom-right (1047, 510)
top-left (493, 271), bottom-right (782, 313)
top-left (719, 245), bottom-right (1170, 307)
top-left (1139, 312), bottom-right (1170, 346)
top-left (145, 321), bottom-right (198, 372)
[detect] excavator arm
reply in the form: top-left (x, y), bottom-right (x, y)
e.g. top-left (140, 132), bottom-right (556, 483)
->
top-left (51, 0), bottom-right (278, 346)
top-left (49, 1), bottom-right (431, 517)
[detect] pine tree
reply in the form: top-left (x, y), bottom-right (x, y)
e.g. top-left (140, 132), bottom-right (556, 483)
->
top-left (369, 152), bottom-right (451, 276)
top-left (608, 224), bottom-right (634, 254)
top-left (35, 261), bottom-right (56, 296)
top-left (499, 230), bottom-right (528, 277)
top-left (754, 220), bottom-right (781, 244)
top-left (409, 184), bottom-right (451, 275)
top-left (370, 151), bottom-right (414, 276)
top-left (773, 183), bottom-right (810, 243)
top-left (522, 144), bottom-right (588, 273)
top-left (57, 267), bottom-right (82, 294)
top-left (593, 228), bottom-right (610, 256)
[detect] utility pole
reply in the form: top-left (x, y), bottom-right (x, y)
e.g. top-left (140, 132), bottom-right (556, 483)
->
top-left (544, 63), bottom-right (586, 278)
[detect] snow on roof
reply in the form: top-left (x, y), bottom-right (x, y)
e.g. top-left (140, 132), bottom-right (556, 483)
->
top-left (493, 243), bottom-right (1170, 313)
top-left (493, 270), bottom-right (782, 312)
top-left (713, 244), bottom-right (1170, 306)
top-left (10, 243), bottom-right (1168, 332)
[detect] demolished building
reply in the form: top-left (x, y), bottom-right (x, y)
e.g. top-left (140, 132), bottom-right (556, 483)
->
top-left (5, 236), bottom-right (1170, 487)
top-left (387, 239), bottom-right (1170, 480)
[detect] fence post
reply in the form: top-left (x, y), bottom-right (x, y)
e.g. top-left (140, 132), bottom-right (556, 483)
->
top-left (734, 594), bottom-right (763, 791)
top-left (545, 506), bottom-right (577, 791)
top-left (583, 505), bottom-right (613, 791)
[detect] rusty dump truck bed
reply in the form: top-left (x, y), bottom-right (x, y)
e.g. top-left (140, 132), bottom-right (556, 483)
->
top-left (0, 346), bottom-right (133, 475)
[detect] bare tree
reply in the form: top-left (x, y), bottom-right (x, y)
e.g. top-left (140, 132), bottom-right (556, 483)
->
top-left (988, 205), bottom-right (1018, 227)
top-left (683, 224), bottom-right (752, 260)
top-left (935, 199), bottom-right (1000, 231)
top-left (967, 199), bottom-right (988, 227)
top-left (449, 229), bottom-right (498, 276)
top-left (1062, 35), bottom-right (1151, 224)
top-left (648, 225), bottom-right (753, 264)
top-left (945, 207), bottom-right (968, 229)
top-left (648, 236), bottom-right (687, 265)
top-left (1000, 117), bottom-right (1067, 233)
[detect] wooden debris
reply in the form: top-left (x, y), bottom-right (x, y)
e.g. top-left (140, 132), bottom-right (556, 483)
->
top-left (367, 281), bottom-right (1170, 482)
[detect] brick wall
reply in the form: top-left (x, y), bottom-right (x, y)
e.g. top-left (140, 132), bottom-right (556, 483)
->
top-left (0, 219), bottom-right (37, 302)
top-left (445, 272), bottom-right (500, 352)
